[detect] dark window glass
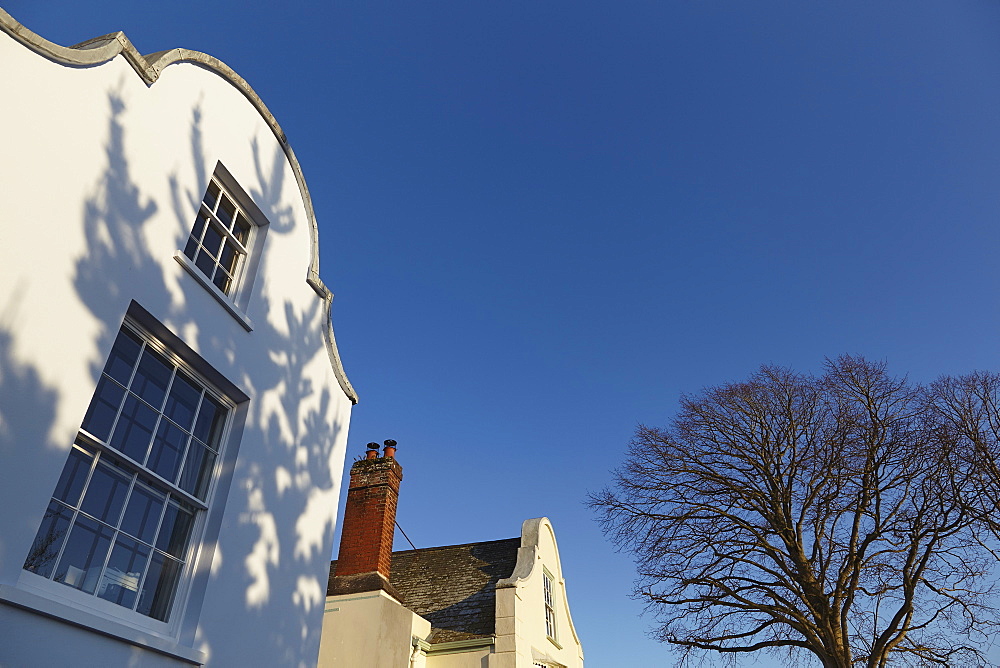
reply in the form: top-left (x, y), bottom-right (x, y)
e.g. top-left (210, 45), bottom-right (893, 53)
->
top-left (148, 421), bottom-right (188, 483)
top-left (80, 459), bottom-right (130, 524)
top-left (202, 225), bottom-right (223, 259)
top-left (203, 182), bottom-right (220, 209)
top-left (23, 501), bottom-right (73, 578)
top-left (25, 324), bottom-right (230, 622)
top-left (156, 502), bottom-right (194, 558)
top-left (219, 242), bottom-right (238, 274)
top-left (120, 484), bottom-right (165, 544)
top-left (53, 446), bottom-right (95, 506)
top-left (138, 552), bottom-right (181, 621)
top-left (193, 396), bottom-right (225, 449)
top-left (179, 441), bottom-right (216, 499)
top-left (110, 395), bottom-right (158, 462)
top-left (132, 349), bottom-right (172, 408)
top-left (195, 249), bottom-right (216, 277)
top-left (81, 378), bottom-right (126, 441)
top-left (185, 179), bottom-right (252, 297)
top-left (217, 194), bottom-right (235, 227)
top-left (164, 372), bottom-right (200, 430)
top-left (98, 536), bottom-right (150, 608)
top-left (103, 329), bottom-right (142, 386)
top-left (233, 214), bottom-right (250, 244)
top-left (212, 271), bottom-right (231, 294)
top-left (54, 516), bottom-right (114, 594)
top-left (183, 236), bottom-right (199, 261)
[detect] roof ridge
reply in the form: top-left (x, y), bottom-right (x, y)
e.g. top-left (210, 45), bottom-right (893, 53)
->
top-left (388, 536), bottom-right (519, 556)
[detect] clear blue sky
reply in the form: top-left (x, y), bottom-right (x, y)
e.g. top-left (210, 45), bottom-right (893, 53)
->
top-left (10, 2), bottom-right (1000, 664)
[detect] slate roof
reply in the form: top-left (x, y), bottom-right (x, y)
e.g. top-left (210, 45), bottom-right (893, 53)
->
top-left (328, 537), bottom-right (521, 644)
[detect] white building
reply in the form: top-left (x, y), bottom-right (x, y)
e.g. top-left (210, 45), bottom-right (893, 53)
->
top-left (0, 8), bottom-right (356, 666)
top-left (319, 445), bottom-right (584, 668)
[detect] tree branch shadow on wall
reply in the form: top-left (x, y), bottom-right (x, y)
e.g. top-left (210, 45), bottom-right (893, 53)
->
top-left (58, 87), bottom-right (346, 666)
top-left (0, 312), bottom-right (59, 573)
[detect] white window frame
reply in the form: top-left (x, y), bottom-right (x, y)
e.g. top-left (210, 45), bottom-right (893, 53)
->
top-left (13, 306), bottom-right (247, 658)
top-left (175, 162), bottom-right (268, 331)
top-left (543, 567), bottom-right (557, 642)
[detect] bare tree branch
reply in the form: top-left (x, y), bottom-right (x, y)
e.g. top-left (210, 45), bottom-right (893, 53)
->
top-left (590, 357), bottom-right (1000, 667)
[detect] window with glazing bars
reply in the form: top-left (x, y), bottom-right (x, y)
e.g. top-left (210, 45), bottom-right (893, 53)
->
top-left (183, 179), bottom-right (252, 296)
top-left (543, 570), bottom-right (556, 639)
top-left (23, 325), bottom-right (229, 622)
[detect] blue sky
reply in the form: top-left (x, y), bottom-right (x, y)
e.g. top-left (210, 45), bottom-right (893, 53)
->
top-left (11, 1), bottom-right (1000, 664)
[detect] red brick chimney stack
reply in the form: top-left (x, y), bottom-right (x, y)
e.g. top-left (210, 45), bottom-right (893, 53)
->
top-left (330, 440), bottom-right (403, 597)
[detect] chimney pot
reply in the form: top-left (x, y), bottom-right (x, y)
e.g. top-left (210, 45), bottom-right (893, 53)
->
top-left (365, 442), bottom-right (380, 460)
top-left (383, 439), bottom-right (397, 458)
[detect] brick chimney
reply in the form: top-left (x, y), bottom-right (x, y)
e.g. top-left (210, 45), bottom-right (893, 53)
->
top-left (328, 441), bottom-right (404, 599)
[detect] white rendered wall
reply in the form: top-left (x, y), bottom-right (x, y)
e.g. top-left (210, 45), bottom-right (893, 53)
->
top-left (0, 22), bottom-right (352, 668)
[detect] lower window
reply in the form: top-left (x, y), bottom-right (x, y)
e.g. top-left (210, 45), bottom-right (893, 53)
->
top-left (22, 323), bottom-right (230, 622)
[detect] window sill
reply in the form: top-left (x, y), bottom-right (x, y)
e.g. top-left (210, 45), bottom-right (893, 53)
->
top-left (0, 584), bottom-right (206, 665)
top-left (174, 252), bottom-right (253, 331)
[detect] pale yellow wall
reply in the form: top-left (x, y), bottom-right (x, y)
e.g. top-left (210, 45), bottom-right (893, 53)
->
top-left (493, 519), bottom-right (584, 668)
top-left (319, 591), bottom-right (431, 668)
top-left (425, 647), bottom-right (491, 668)
top-left (319, 519), bottom-right (583, 668)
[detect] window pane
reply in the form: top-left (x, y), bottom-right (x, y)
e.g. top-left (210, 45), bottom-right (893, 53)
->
top-left (156, 501), bottom-right (194, 558)
top-left (183, 235), bottom-right (199, 261)
top-left (203, 181), bottom-right (220, 210)
top-left (219, 242), bottom-right (239, 274)
top-left (54, 516), bottom-right (114, 594)
top-left (138, 552), bottom-right (181, 621)
top-left (131, 349), bottom-right (172, 408)
top-left (195, 249), bottom-right (216, 277)
top-left (193, 396), bottom-right (225, 449)
top-left (192, 211), bottom-right (208, 241)
top-left (202, 223), bottom-right (224, 259)
top-left (25, 322), bottom-right (231, 622)
top-left (179, 440), bottom-right (216, 499)
top-left (103, 329), bottom-right (142, 386)
top-left (121, 484), bottom-right (165, 544)
top-left (164, 372), bottom-right (200, 430)
top-left (80, 458), bottom-right (131, 524)
top-left (81, 377), bottom-right (126, 441)
top-left (233, 213), bottom-right (250, 244)
top-left (147, 421), bottom-right (188, 483)
top-left (110, 395), bottom-right (158, 462)
top-left (53, 445), bottom-right (95, 506)
top-left (217, 194), bottom-right (235, 227)
top-left (23, 501), bottom-right (73, 578)
top-left (98, 536), bottom-right (150, 609)
top-left (212, 269), bottom-right (232, 294)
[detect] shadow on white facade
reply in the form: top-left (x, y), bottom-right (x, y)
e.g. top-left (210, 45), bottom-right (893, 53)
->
top-left (0, 8), bottom-right (356, 666)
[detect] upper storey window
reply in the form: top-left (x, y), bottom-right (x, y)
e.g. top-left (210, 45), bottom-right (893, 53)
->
top-left (543, 569), bottom-right (557, 641)
top-left (184, 179), bottom-right (252, 296)
top-left (174, 164), bottom-right (268, 331)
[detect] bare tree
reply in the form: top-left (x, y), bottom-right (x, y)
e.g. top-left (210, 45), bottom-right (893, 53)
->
top-left (590, 357), bottom-right (1000, 667)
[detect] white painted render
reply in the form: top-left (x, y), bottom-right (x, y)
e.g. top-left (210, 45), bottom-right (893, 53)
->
top-left (0, 9), bottom-right (354, 667)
